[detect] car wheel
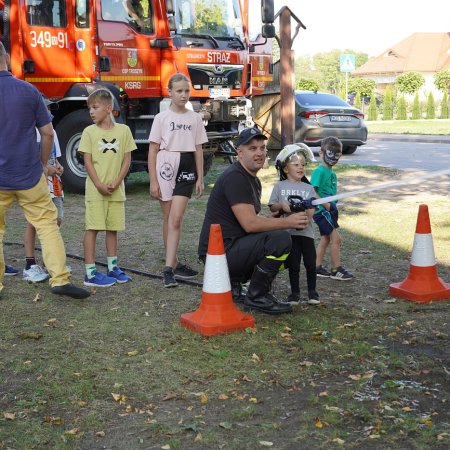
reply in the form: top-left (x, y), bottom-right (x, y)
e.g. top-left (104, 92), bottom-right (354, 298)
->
top-left (343, 145), bottom-right (357, 155)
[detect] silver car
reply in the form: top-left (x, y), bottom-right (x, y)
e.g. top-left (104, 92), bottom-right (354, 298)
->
top-left (295, 91), bottom-right (368, 154)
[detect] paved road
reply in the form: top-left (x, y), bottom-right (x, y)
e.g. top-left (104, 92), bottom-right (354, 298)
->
top-left (337, 134), bottom-right (450, 173)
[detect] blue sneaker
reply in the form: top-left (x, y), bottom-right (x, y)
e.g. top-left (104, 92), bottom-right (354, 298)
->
top-left (107, 267), bottom-right (132, 284)
top-left (5, 265), bottom-right (19, 276)
top-left (84, 271), bottom-right (116, 287)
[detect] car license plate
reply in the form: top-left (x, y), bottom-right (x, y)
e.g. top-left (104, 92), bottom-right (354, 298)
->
top-left (209, 87), bottom-right (230, 99)
top-left (330, 115), bottom-right (352, 122)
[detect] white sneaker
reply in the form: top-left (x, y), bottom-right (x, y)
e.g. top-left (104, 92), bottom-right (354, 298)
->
top-left (23, 265), bottom-right (50, 283)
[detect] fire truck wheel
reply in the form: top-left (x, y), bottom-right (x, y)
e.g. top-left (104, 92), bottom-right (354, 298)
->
top-left (56, 110), bottom-right (93, 193)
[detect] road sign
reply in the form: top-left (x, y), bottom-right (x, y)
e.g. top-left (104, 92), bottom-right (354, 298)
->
top-left (340, 54), bottom-right (356, 73)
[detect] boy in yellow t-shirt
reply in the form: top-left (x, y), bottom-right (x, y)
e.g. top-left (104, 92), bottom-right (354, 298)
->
top-left (78, 89), bottom-right (136, 287)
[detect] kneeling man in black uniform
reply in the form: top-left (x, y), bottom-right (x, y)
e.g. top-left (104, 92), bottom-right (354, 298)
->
top-left (198, 128), bottom-right (309, 315)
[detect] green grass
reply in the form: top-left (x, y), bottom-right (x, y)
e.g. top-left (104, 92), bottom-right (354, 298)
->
top-left (366, 118), bottom-right (450, 134)
top-left (0, 159), bottom-right (449, 449)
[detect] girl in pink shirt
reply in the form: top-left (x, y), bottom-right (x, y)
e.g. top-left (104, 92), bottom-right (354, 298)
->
top-left (148, 73), bottom-right (208, 288)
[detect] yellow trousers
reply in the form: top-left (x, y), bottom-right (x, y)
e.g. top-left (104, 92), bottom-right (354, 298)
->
top-left (0, 174), bottom-right (70, 292)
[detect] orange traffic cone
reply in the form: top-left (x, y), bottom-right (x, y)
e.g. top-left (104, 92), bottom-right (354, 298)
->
top-left (180, 224), bottom-right (255, 336)
top-left (389, 204), bottom-right (450, 303)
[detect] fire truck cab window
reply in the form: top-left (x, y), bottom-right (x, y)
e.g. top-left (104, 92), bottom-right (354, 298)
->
top-left (101, 0), bottom-right (153, 34)
top-left (76, 0), bottom-right (89, 28)
top-left (174, 0), bottom-right (244, 40)
top-left (26, 0), bottom-right (67, 27)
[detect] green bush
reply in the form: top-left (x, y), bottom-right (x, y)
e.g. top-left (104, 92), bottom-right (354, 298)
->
top-left (354, 92), bottom-right (362, 110)
top-left (411, 93), bottom-right (421, 120)
top-left (440, 90), bottom-right (449, 119)
top-left (382, 86), bottom-right (393, 120)
top-left (426, 92), bottom-right (436, 119)
top-left (396, 96), bottom-right (407, 120)
top-left (368, 92), bottom-right (378, 121)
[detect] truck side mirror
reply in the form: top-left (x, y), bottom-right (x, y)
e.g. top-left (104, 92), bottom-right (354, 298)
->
top-left (261, 0), bottom-right (274, 24)
top-left (262, 24), bottom-right (275, 39)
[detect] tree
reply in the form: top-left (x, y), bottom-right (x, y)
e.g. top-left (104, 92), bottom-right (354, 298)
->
top-left (441, 90), bottom-right (449, 119)
top-left (368, 92), bottom-right (378, 121)
top-left (396, 72), bottom-right (425, 95)
top-left (383, 86), bottom-right (393, 120)
top-left (354, 92), bottom-right (362, 110)
top-left (426, 92), bottom-right (435, 119)
top-left (434, 70), bottom-right (450, 92)
top-left (294, 55), bottom-right (316, 83)
top-left (396, 96), bottom-right (407, 120)
top-left (411, 93), bottom-right (421, 119)
top-left (348, 77), bottom-right (375, 98)
top-left (294, 50), bottom-right (369, 93)
top-left (296, 79), bottom-right (320, 92)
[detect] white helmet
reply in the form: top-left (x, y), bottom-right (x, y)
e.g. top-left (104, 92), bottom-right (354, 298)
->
top-left (275, 143), bottom-right (316, 179)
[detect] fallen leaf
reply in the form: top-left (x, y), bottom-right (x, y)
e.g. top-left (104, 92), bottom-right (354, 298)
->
top-left (161, 445), bottom-right (171, 450)
top-left (249, 397), bottom-right (258, 404)
top-left (111, 393), bottom-right (126, 404)
top-left (32, 293), bottom-right (41, 302)
top-left (127, 350), bottom-right (139, 356)
top-left (78, 401), bottom-right (87, 407)
top-left (251, 353), bottom-right (261, 362)
top-left (162, 391), bottom-right (178, 401)
top-left (200, 393), bottom-right (208, 404)
top-left (314, 417), bottom-right (324, 428)
top-left (348, 374), bottom-right (361, 381)
top-left (95, 431), bottom-right (105, 437)
top-left (259, 441), bottom-right (273, 447)
top-left (64, 428), bottom-right (81, 435)
top-left (405, 320), bottom-right (415, 326)
top-left (3, 412), bottom-right (15, 420)
top-left (219, 421), bottom-right (232, 429)
top-left (332, 438), bottom-right (345, 444)
top-left (299, 361), bottom-right (313, 366)
top-left (218, 394), bottom-right (229, 400)
top-left (194, 433), bottom-right (202, 442)
top-left (318, 391), bottom-right (328, 397)
top-left (43, 416), bottom-right (64, 425)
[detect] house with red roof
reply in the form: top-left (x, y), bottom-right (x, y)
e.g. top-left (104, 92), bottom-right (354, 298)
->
top-left (353, 32), bottom-right (450, 100)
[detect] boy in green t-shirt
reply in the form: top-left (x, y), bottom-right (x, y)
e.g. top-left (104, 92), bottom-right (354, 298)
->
top-left (78, 89), bottom-right (137, 287)
top-left (310, 137), bottom-right (354, 281)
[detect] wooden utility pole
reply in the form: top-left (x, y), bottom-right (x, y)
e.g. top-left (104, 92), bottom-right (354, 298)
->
top-left (276, 7), bottom-right (305, 148)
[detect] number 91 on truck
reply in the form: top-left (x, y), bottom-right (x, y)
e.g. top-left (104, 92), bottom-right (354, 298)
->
top-left (0, 0), bottom-right (275, 192)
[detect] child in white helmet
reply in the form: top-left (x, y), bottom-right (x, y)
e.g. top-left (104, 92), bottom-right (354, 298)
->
top-left (269, 143), bottom-right (320, 305)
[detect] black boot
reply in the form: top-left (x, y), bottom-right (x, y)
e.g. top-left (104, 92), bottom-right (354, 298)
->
top-left (244, 264), bottom-right (292, 315)
top-left (231, 280), bottom-right (245, 304)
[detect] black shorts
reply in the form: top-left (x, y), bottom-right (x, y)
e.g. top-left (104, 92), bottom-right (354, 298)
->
top-left (313, 203), bottom-right (339, 236)
top-left (173, 152), bottom-right (196, 198)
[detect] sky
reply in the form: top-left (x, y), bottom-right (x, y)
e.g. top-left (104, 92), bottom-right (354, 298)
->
top-left (251, 0), bottom-right (450, 58)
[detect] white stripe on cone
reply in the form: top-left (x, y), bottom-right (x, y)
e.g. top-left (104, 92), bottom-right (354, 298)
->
top-left (203, 253), bottom-right (231, 293)
top-left (410, 234), bottom-right (436, 267)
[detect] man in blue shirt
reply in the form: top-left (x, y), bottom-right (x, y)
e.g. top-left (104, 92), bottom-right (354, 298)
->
top-left (0, 41), bottom-right (89, 299)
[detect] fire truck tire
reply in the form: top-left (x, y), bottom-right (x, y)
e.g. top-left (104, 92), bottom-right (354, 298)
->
top-left (56, 110), bottom-right (92, 193)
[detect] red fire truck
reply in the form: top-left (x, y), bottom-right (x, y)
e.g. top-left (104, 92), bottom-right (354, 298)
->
top-left (0, 0), bottom-right (274, 192)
